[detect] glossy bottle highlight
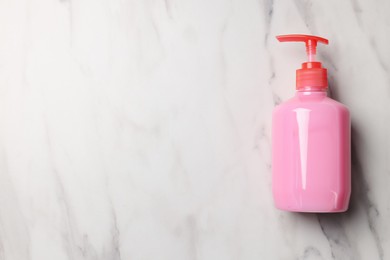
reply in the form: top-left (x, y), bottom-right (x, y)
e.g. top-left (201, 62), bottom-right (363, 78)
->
top-left (272, 35), bottom-right (351, 212)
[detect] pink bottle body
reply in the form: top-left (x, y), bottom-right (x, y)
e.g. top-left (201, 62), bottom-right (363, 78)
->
top-left (272, 90), bottom-right (351, 212)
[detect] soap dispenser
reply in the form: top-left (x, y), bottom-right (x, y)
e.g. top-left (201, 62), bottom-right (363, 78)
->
top-left (272, 34), bottom-right (351, 212)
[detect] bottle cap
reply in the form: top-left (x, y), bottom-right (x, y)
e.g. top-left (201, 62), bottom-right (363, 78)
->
top-left (276, 34), bottom-right (329, 90)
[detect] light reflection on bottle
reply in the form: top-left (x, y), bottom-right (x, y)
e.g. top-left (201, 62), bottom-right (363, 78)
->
top-left (293, 108), bottom-right (311, 190)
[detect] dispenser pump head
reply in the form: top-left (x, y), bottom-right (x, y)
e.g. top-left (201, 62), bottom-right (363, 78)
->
top-left (276, 34), bottom-right (329, 90)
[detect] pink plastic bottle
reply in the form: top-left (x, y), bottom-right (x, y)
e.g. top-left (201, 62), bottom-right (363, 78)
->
top-left (272, 35), bottom-right (351, 212)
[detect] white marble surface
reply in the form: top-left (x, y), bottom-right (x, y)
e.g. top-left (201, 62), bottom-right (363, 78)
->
top-left (0, 0), bottom-right (389, 259)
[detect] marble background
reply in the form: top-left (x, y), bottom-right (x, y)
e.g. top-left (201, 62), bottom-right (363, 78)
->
top-left (0, 0), bottom-right (389, 259)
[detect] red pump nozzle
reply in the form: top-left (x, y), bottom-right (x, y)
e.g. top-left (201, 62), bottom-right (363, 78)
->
top-left (276, 34), bottom-right (329, 90)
